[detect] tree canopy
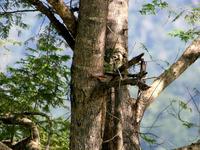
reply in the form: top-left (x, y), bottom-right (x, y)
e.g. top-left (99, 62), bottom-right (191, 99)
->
top-left (0, 0), bottom-right (200, 150)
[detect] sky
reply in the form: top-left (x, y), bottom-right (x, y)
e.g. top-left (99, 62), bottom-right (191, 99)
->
top-left (128, 0), bottom-right (200, 149)
top-left (0, 0), bottom-right (199, 149)
top-left (0, 11), bottom-right (39, 72)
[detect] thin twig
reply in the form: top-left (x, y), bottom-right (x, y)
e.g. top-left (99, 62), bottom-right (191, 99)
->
top-left (0, 9), bottom-right (37, 15)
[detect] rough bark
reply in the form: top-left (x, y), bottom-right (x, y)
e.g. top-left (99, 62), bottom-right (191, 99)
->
top-left (0, 116), bottom-right (40, 150)
top-left (102, 87), bottom-right (115, 150)
top-left (24, 1), bottom-right (200, 150)
top-left (175, 140), bottom-right (200, 150)
top-left (70, 0), bottom-right (108, 150)
top-left (102, 0), bottom-right (140, 150)
top-left (28, 0), bottom-right (75, 49)
top-left (47, 0), bottom-right (77, 36)
top-left (102, 0), bottom-right (128, 149)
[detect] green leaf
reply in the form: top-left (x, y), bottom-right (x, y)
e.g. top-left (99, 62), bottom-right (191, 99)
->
top-left (184, 8), bottom-right (200, 25)
top-left (179, 101), bottom-right (187, 110)
top-left (182, 121), bottom-right (194, 128)
top-left (140, 4), bottom-right (156, 15)
top-left (140, 0), bottom-right (168, 15)
top-left (168, 29), bottom-right (199, 42)
top-left (60, 55), bottom-right (70, 61)
top-left (141, 133), bottom-right (157, 144)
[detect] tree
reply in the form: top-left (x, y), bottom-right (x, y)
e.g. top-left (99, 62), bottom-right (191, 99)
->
top-left (0, 30), bottom-right (71, 149)
top-left (0, 44), bottom-right (71, 149)
top-left (0, 0), bottom-right (199, 150)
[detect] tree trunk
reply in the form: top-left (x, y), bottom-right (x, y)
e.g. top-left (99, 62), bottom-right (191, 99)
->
top-left (102, 0), bottom-right (141, 150)
top-left (175, 140), bottom-right (200, 150)
top-left (70, 0), bottom-right (108, 150)
top-left (70, 1), bottom-right (200, 150)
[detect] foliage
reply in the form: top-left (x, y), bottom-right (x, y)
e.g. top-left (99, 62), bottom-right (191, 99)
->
top-left (185, 7), bottom-right (200, 25)
top-left (0, 37), bottom-right (71, 147)
top-left (169, 29), bottom-right (200, 42)
top-left (40, 118), bottom-right (70, 150)
top-left (0, 1), bottom-right (71, 149)
top-left (0, 122), bottom-right (30, 141)
top-left (139, 0), bottom-right (168, 15)
top-left (168, 99), bottom-right (197, 129)
top-left (140, 1), bottom-right (200, 42)
top-left (169, 6), bottom-right (200, 42)
top-left (0, 47), bottom-right (70, 113)
top-left (0, 0), bottom-right (199, 149)
top-left (0, 0), bottom-right (31, 38)
top-left (0, 24), bottom-right (71, 149)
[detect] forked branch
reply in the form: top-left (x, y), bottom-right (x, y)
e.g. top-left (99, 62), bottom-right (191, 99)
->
top-left (0, 115), bottom-right (40, 150)
top-left (48, 0), bottom-right (77, 36)
top-left (28, 0), bottom-right (75, 50)
top-left (98, 53), bottom-right (149, 89)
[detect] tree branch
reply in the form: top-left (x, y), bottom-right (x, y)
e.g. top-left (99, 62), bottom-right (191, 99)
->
top-left (102, 77), bottom-right (150, 90)
top-left (13, 111), bottom-right (52, 150)
top-left (175, 140), bottom-right (200, 150)
top-left (27, 0), bottom-right (75, 50)
top-left (47, 0), bottom-right (77, 36)
top-left (144, 38), bottom-right (200, 104)
top-left (0, 142), bottom-right (12, 150)
top-left (105, 71), bottom-right (147, 78)
top-left (136, 38), bottom-right (200, 122)
top-left (0, 115), bottom-right (40, 150)
top-left (0, 9), bottom-right (37, 16)
top-left (119, 53), bottom-right (144, 72)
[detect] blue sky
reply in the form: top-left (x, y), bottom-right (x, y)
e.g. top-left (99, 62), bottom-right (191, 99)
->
top-left (128, 0), bottom-right (200, 149)
top-left (0, 0), bottom-right (199, 149)
top-left (0, 11), bottom-right (39, 72)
